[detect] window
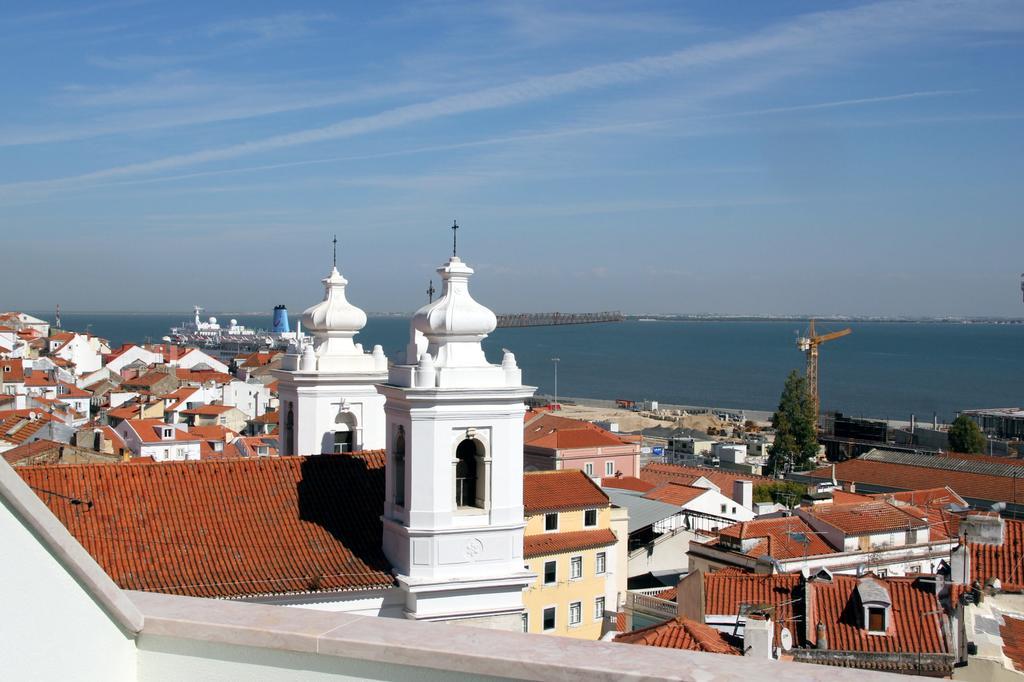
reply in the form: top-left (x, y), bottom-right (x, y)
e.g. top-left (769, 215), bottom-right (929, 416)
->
top-left (731, 506), bottom-right (737, 514)
top-left (584, 462), bottom-right (594, 477)
top-left (720, 503), bottom-right (727, 514)
top-left (545, 513), bottom-right (558, 531)
top-left (596, 552), bottom-right (606, 574)
top-left (595, 596), bottom-right (605, 620)
top-left (333, 431), bottom-right (353, 454)
top-left (605, 461), bottom-right (615, 476)
top-left (868, 607), bottom-right (886, 633)
top-left (543, 607), bottom-right (556, 631)
top-left (455, 438), bottom-right (482, 508)
top-left (584, 509), bottom-right (597, 527)
top-left (394, 426), bottom-right (406, 508)
top-left (570, 556), bottom-right (582, 580)
top-left (569, 601), bottom-right (582, 626)
top-left (543, 560), bottom-right (556, 585)
top-left (522, 612), bottom-right (529, 633)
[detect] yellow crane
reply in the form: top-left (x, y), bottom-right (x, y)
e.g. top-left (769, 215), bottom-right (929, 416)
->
top-left (797, 319), bottom-right (851, 426)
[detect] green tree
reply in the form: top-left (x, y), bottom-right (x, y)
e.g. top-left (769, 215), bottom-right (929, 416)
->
top-left (948, 414), bottom-right (986, 454)
top-left (768, 370), bottom-right (819, 473)
top-left (753, 482), bottom-right (807, 507)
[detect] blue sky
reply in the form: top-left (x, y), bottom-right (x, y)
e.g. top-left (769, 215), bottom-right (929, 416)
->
top-left (1, 0), bottom-right (1023, 316)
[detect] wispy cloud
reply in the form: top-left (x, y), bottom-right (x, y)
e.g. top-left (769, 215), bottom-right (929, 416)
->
top-left (204, 13), bottom-right (334, 41)
top-left (2, 0), bottom-right (1019, 201)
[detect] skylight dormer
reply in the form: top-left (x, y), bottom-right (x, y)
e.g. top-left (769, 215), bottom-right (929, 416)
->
top-left (856, 577), bottom-right (892, 634)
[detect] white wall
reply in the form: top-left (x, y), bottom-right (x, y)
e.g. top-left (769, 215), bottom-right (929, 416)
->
top-left (0, 497), bottom-right (136, 681)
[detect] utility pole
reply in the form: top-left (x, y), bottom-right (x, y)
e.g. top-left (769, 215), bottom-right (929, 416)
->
top-left (551, 357), bottom-right (560, 408)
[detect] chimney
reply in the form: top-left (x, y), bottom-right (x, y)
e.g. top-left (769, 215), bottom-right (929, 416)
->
top-left (732, 479), bottom-right (753, 510)
top-left (950, 544), bottom-right (971, 585)
top-left (845, 481), bottom-right (856, 494)
top-left (816, 622), bottom-right (828, 650)
top-left (911, 414), bottom-right (916, 434)
top-left (744, 615), bottom-right (774, 659)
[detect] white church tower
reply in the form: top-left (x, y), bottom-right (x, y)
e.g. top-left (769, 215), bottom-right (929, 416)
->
top-left (380, 251), bottom-right (535, 629)
top-left (274, 255), bottom-right (388, 456)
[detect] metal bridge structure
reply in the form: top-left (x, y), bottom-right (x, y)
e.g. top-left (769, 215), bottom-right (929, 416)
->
top-left (495, 311), bottom-right (624, 328)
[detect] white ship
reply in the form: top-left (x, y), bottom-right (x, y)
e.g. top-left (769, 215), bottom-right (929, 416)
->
top-left (167, 306), bottom-right (300, 358)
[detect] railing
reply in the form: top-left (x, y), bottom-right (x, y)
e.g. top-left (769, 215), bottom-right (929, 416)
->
top-left (625, 591), bottom-right (677, 621)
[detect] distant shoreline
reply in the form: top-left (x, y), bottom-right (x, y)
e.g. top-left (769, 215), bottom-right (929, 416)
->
top-left (22, 310), bottom-right (1024, 324)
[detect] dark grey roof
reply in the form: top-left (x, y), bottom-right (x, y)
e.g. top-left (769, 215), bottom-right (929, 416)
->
top-left (860, 448), bottom-right (1024, 479)
top-left (606, 490), bottom-right (679, 533)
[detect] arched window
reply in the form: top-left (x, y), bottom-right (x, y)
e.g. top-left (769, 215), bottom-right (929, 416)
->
top-left (333, 412), bottom-right (357, 453)
top-left (455, 439), bottom-right (484, 508)
top-left (394, 426), bottom-right (406, 508)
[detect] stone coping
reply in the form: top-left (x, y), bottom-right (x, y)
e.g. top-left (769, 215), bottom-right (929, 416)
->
top-left (129, 590), bottom-right (916, 681)
top-left (0, 457), bottom-right (144, 635)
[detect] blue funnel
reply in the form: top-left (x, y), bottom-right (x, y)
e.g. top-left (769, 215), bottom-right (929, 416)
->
top-left (272, 305), bottom-right (290, 333)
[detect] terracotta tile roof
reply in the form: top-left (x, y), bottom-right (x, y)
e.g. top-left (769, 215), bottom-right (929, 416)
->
top-left (654, 585), bottom-right (678, 601)
top-left (870, 486), bottom-right (967, 510)
top-left (524, 413), bottom-right (632, 450)
top-left (16, 453), bottom-right (395, 598)
top-left (181, 404), bottom-right (236, 415)
top-left (971, 518), bottom-right (1024, 589)
top-left (251, 410), bottom-right (280, 424)
top-left (0, 410), bottom-right (58, 445)
top-left (807, 575), bottom-right (949, 655)
top-left (703, 572), bottom-right (802, 628)
top-left (123, 370), bottom-right (174, 388)
top-left (3, 439), bottom-right (65, 465)
top-left (830, 490), bottom-right (875, 504)
top-left (523, 528), bottom-right (617, 558)
top-left (106, 405), bottom-right (140, 420)
top-left (715, 516), bottom-right (835, 560)
top-left (807, 500), bottom-right (929, 536)
top-left (601, 475), bottom-right (656, 493)
top-left (0, 359), bottom-right (25, 382)
top-left (100, 425), bottom-right (126, 451)
top-left (125, 419), bottom-right (199, 444)
top-left (175, 368), bottom-right (233, 385)
top-left (808, 458), bottom-right (1020, 507)
top-left (643, 481), bottom-right (710, 507)
top-left (187, 425), bottom-right (237, 442)
top-left (523, 469), bottom-right (609, 513)
top-left (641, 462), bottom-right (771, 495)
top-left (57, 381), bottom-right (91, 398)
top-left (1001, 615), bottom-right (1024, 672)
top-left (614, 616), bottom-right (740, 654)
top-left (25, 373), bottom-right (58, 388)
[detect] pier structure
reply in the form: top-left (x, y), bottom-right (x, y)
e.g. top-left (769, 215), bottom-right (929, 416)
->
top-left (496, 311), bottom-right (624, 328)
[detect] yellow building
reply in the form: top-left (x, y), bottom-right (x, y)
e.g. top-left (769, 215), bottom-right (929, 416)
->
top-left (522, 470), bottom-right (625, 639)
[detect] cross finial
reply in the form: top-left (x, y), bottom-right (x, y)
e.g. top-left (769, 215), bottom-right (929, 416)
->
top-left (451, 219), bottom-right (459, 257)
top-left (427, 279), bottom-right (436, 303)
top-left (332, 234), bottom-right (338, 268)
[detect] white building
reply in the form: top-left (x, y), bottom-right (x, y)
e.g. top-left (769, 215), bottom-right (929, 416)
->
top-left (274, 264), bottom-right (387, 455)
top-left (114, 419), bottom-right (201, 461)
top-left (104, 345), bottom-right (164, 376)
top-left (380, 255), bottom-right (535, 628)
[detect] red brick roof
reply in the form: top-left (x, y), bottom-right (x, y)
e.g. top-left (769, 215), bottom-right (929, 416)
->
top-left (524, 413), bottom-right (633, 450)
top-left (17, 453), bottom-right (394, 598)
top-left (0, 410), bottom-right (58, 445)
top-left (1001, 615), bottom-right (1024, 672)
top-left (176, 368), bottom-right (233, 385)
top-left (3, 439), bottom-right (64, 465)
top-left (971, 518), bottom-right (1024, 589)
top-left (125, 419), bottom-right (199, 444)
top-left (870, 487), bottom-right (966, 509)
top-left (0, 359), bottom-right (25, 382)
top-left (808, 575), bottom-right (949, 655)
top-left (808, 458), bottom-right (1018, 506)
top-left (715, 516), bottom-right (834, 560)
top-left (523, 469), bottom-right (608, 513)
top-left (807, 501), bottom-right (928, 536)
top-left (614, 616), bottom-right (740, 654)
top-left (600, 475), bottom-right (655, 493)
top-left (643, 482), bottom-right (710, 507)
top-left (523, 528), bottom-right (617, 558)
top-left (641, 462), bottom-right (771, 495)
top-left (703, 572), bottom-right (802, 628)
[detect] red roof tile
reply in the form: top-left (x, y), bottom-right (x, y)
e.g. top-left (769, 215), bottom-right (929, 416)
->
top-left (715, 516), bottom-right (834, 560)
top-left (0, 359), bottom-right (25, 382)
top-left (524, 413), bottom-right (633, 450)
top-left (523, 528), bottom-right (617, 558)
top-left (17, 453), bottom-right (394, 598)
top-left (181, 404), bottom-right (236, 415)
top-left (523, 469), bottom-right (609, 513)
top-left (641, 462), bottom-right (771, 495)
top-left (643, 482), bottom-right (710, 507)
top-left (971, 518), bottom-right (1024, 589)
top-left (1001, 615), bottom-right (1024, 672)
top-left (601, 475), bottom-right (656, 493)
top-left (808, 458), bottom-right (1019, 507)
top-left (614, 617), bottom-right (740, 654)
top-left (807, 501), bottom-right (928, 536)
top-left (808, 575), bottom-right (949, 655)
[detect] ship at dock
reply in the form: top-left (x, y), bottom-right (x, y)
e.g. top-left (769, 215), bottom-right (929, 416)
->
top-left (166, 305), bottom-right (301, 359)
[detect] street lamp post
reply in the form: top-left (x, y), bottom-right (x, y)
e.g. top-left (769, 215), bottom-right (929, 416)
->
top-left (551, 357), bottom-right (560, 408)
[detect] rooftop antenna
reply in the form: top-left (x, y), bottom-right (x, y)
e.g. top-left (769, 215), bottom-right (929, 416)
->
top-left (332, 234), bottom-right (338, 268)
top-left (427, 280), bottom-right (436, 303)
top-left (451, 219), bottom-right (459, 257)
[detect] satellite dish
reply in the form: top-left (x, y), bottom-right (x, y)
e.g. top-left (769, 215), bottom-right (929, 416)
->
top-left (779, 627), bottom-right (793, 651)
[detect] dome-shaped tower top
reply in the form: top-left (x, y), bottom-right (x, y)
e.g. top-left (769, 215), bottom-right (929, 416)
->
top-left (412, 256), bottom-right (496, 368)
top-left (301, 267), bottom-right (368, 360)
